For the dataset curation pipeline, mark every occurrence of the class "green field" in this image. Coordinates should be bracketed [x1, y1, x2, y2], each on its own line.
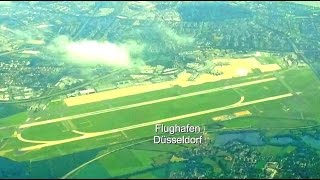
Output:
[32, 73, 275, 121]
[1, 65, 320, 165]
[21, 77, 290, 140]
[255, 145, 296, 157]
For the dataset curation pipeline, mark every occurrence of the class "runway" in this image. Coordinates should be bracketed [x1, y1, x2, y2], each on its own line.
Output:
[18, 93, 293, 151]
[19, 77, 277, 129]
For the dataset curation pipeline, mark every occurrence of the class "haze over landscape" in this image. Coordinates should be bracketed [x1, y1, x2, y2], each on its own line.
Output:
[1, 1, 320, 179]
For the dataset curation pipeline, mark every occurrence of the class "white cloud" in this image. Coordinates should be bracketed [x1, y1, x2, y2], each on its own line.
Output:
[48, 36, 144, 67]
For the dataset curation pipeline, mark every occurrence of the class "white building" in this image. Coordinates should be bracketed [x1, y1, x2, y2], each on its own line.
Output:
[79, 88, 96, 95]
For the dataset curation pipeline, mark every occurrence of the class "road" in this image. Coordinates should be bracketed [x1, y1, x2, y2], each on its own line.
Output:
[19, 77, 277, 129]
[17, 93, 293, 151]
[61, 138, 153, 179]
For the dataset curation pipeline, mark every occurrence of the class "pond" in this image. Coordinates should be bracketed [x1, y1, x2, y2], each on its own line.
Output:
[270, 136, 294, 145]
[301, 135, 320, 150]
[214, 131, 264, 147]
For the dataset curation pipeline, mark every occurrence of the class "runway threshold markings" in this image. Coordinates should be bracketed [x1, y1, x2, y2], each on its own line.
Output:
[19, 77, 277, 129]
[18, 93, 293, 151]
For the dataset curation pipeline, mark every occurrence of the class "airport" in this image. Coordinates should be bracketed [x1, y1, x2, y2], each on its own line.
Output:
[1, 1, 320, 179]
[11, 72, 295, 152]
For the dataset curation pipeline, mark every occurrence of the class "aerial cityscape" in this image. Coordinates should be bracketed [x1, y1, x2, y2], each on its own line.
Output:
[1, 1, 320, 179]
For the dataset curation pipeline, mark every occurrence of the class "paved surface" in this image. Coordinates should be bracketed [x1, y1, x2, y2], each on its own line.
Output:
[19, 77, 277, 129]
[18, 93, 293, 151]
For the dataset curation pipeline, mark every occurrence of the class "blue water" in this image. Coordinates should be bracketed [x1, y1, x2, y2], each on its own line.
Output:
[214, 132, 264, 147]
[301, 135, 320, 150]
[270, 136, 294, 145]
